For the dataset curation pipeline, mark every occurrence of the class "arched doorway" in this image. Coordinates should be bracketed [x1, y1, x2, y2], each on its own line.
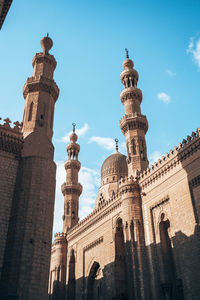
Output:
[87, 261, 102, 300]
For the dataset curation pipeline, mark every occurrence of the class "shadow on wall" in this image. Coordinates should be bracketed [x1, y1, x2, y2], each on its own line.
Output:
[48, 223, 200, 300]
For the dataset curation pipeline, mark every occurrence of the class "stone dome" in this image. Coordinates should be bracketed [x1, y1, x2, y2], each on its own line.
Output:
[101, 152, 128, 185]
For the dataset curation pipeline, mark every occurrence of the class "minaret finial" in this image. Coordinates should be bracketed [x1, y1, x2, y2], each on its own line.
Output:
[115, 138, 119, 152]
[72, 123, 76, 133]
[125, 48, 129, 59]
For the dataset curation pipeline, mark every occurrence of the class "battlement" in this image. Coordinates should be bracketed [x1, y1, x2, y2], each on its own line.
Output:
[139, 128, 200, 184]
[0, 118, 23, 155]
[52, 232, 67, 247]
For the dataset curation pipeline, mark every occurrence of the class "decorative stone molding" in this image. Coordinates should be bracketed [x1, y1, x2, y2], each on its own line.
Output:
[23, 75, 59, 102]
[139, 129, 200, 189]
[83, 236, 103, 252]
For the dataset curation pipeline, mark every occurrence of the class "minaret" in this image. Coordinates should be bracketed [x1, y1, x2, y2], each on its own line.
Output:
[1, 36, 59, 300]
[62, 124, 82, 232]
[120, 49, 149, 176]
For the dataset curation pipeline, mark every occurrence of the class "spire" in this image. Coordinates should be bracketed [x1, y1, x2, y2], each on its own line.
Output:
[115, 138, 119, 152]
[125, 48, 129, 59]
[120, 51, 149, 175]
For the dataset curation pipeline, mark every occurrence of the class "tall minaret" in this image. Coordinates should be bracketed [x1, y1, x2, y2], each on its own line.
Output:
[62, 124, 82, 232]
[1, 36, 59, 300]
[120, 49, 149, 176]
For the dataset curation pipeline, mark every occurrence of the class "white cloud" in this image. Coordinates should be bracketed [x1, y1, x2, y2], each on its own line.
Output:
[61, 123, 89, 143]
[166, 69, 176, 77]
[187, 37, 200, 69]
[52, 161, 100, 236]
[89, 136, 115, 150]
[149, 151, 162, 165]
[89, 136, 126, 153]
[157, 92, 171, 104]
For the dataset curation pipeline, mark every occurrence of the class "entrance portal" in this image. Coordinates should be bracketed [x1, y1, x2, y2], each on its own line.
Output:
[87, 261, 102, 300]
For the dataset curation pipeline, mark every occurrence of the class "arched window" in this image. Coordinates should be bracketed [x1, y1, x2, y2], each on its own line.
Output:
[114, 218, 127, 299]
[67, 249, 76, 300]
[28, 102, 33, 121]
[67, 202, 69, 215]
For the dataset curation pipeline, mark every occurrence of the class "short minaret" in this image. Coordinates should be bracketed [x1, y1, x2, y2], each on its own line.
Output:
[62, 124, 82, 232]
[120, 49, 149, 176]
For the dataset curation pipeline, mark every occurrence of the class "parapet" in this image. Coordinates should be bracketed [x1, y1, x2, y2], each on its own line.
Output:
[139, 129, 200, 186]
[0, 117, 23, 155]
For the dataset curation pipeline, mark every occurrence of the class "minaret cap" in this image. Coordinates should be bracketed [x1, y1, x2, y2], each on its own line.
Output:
[123, 48, 134, 70]
[69, 123, 78, 143]
[40, 34, 53, 55]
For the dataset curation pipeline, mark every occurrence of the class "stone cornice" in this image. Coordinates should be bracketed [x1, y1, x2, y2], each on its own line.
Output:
[120, 87, 142, 104]
[120, 113, 148, 134]
[139, 129, 200, 190]
[23, 75, 59, 102]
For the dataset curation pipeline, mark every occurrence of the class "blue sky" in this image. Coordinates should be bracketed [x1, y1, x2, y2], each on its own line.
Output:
[1, 0, 200, 234]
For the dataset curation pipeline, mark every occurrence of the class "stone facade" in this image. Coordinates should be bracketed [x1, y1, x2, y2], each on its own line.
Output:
[0, 35, 59, 299]
[49, 51, 200, 300]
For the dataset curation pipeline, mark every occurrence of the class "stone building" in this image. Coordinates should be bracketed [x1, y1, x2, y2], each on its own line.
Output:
[0, 36, 59, 299]
[49, 50, 200, 300]
[0, 35, 199, 300]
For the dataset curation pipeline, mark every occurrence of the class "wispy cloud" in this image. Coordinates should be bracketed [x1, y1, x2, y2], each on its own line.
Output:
[89, 136, 115, 150]
[157, 92, 171, 104]
[149, 151, 162, 165]
[53, 161, 100, 235]
[61, 123, 89, 143]
[166, 69, 176, 77]
[89, 136, 126, 153]
[187, 36, 200, 69]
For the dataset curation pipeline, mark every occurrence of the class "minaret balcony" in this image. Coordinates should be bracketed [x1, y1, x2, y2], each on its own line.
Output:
[120, 87, 142, 104]
[120, 114, 148, 134]
[23, 75, 59, 102]
[61, 182, 82, 196]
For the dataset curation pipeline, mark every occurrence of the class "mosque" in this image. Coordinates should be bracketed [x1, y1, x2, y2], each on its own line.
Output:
[0, 35, 199, 300]
[48, 40, 200, 300]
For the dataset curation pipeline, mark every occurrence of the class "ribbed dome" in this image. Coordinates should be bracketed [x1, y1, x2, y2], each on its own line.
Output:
[101, 152, 128, 185]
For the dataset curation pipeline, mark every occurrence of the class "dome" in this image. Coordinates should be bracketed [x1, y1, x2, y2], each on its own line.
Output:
[101, 152, 128, 185]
